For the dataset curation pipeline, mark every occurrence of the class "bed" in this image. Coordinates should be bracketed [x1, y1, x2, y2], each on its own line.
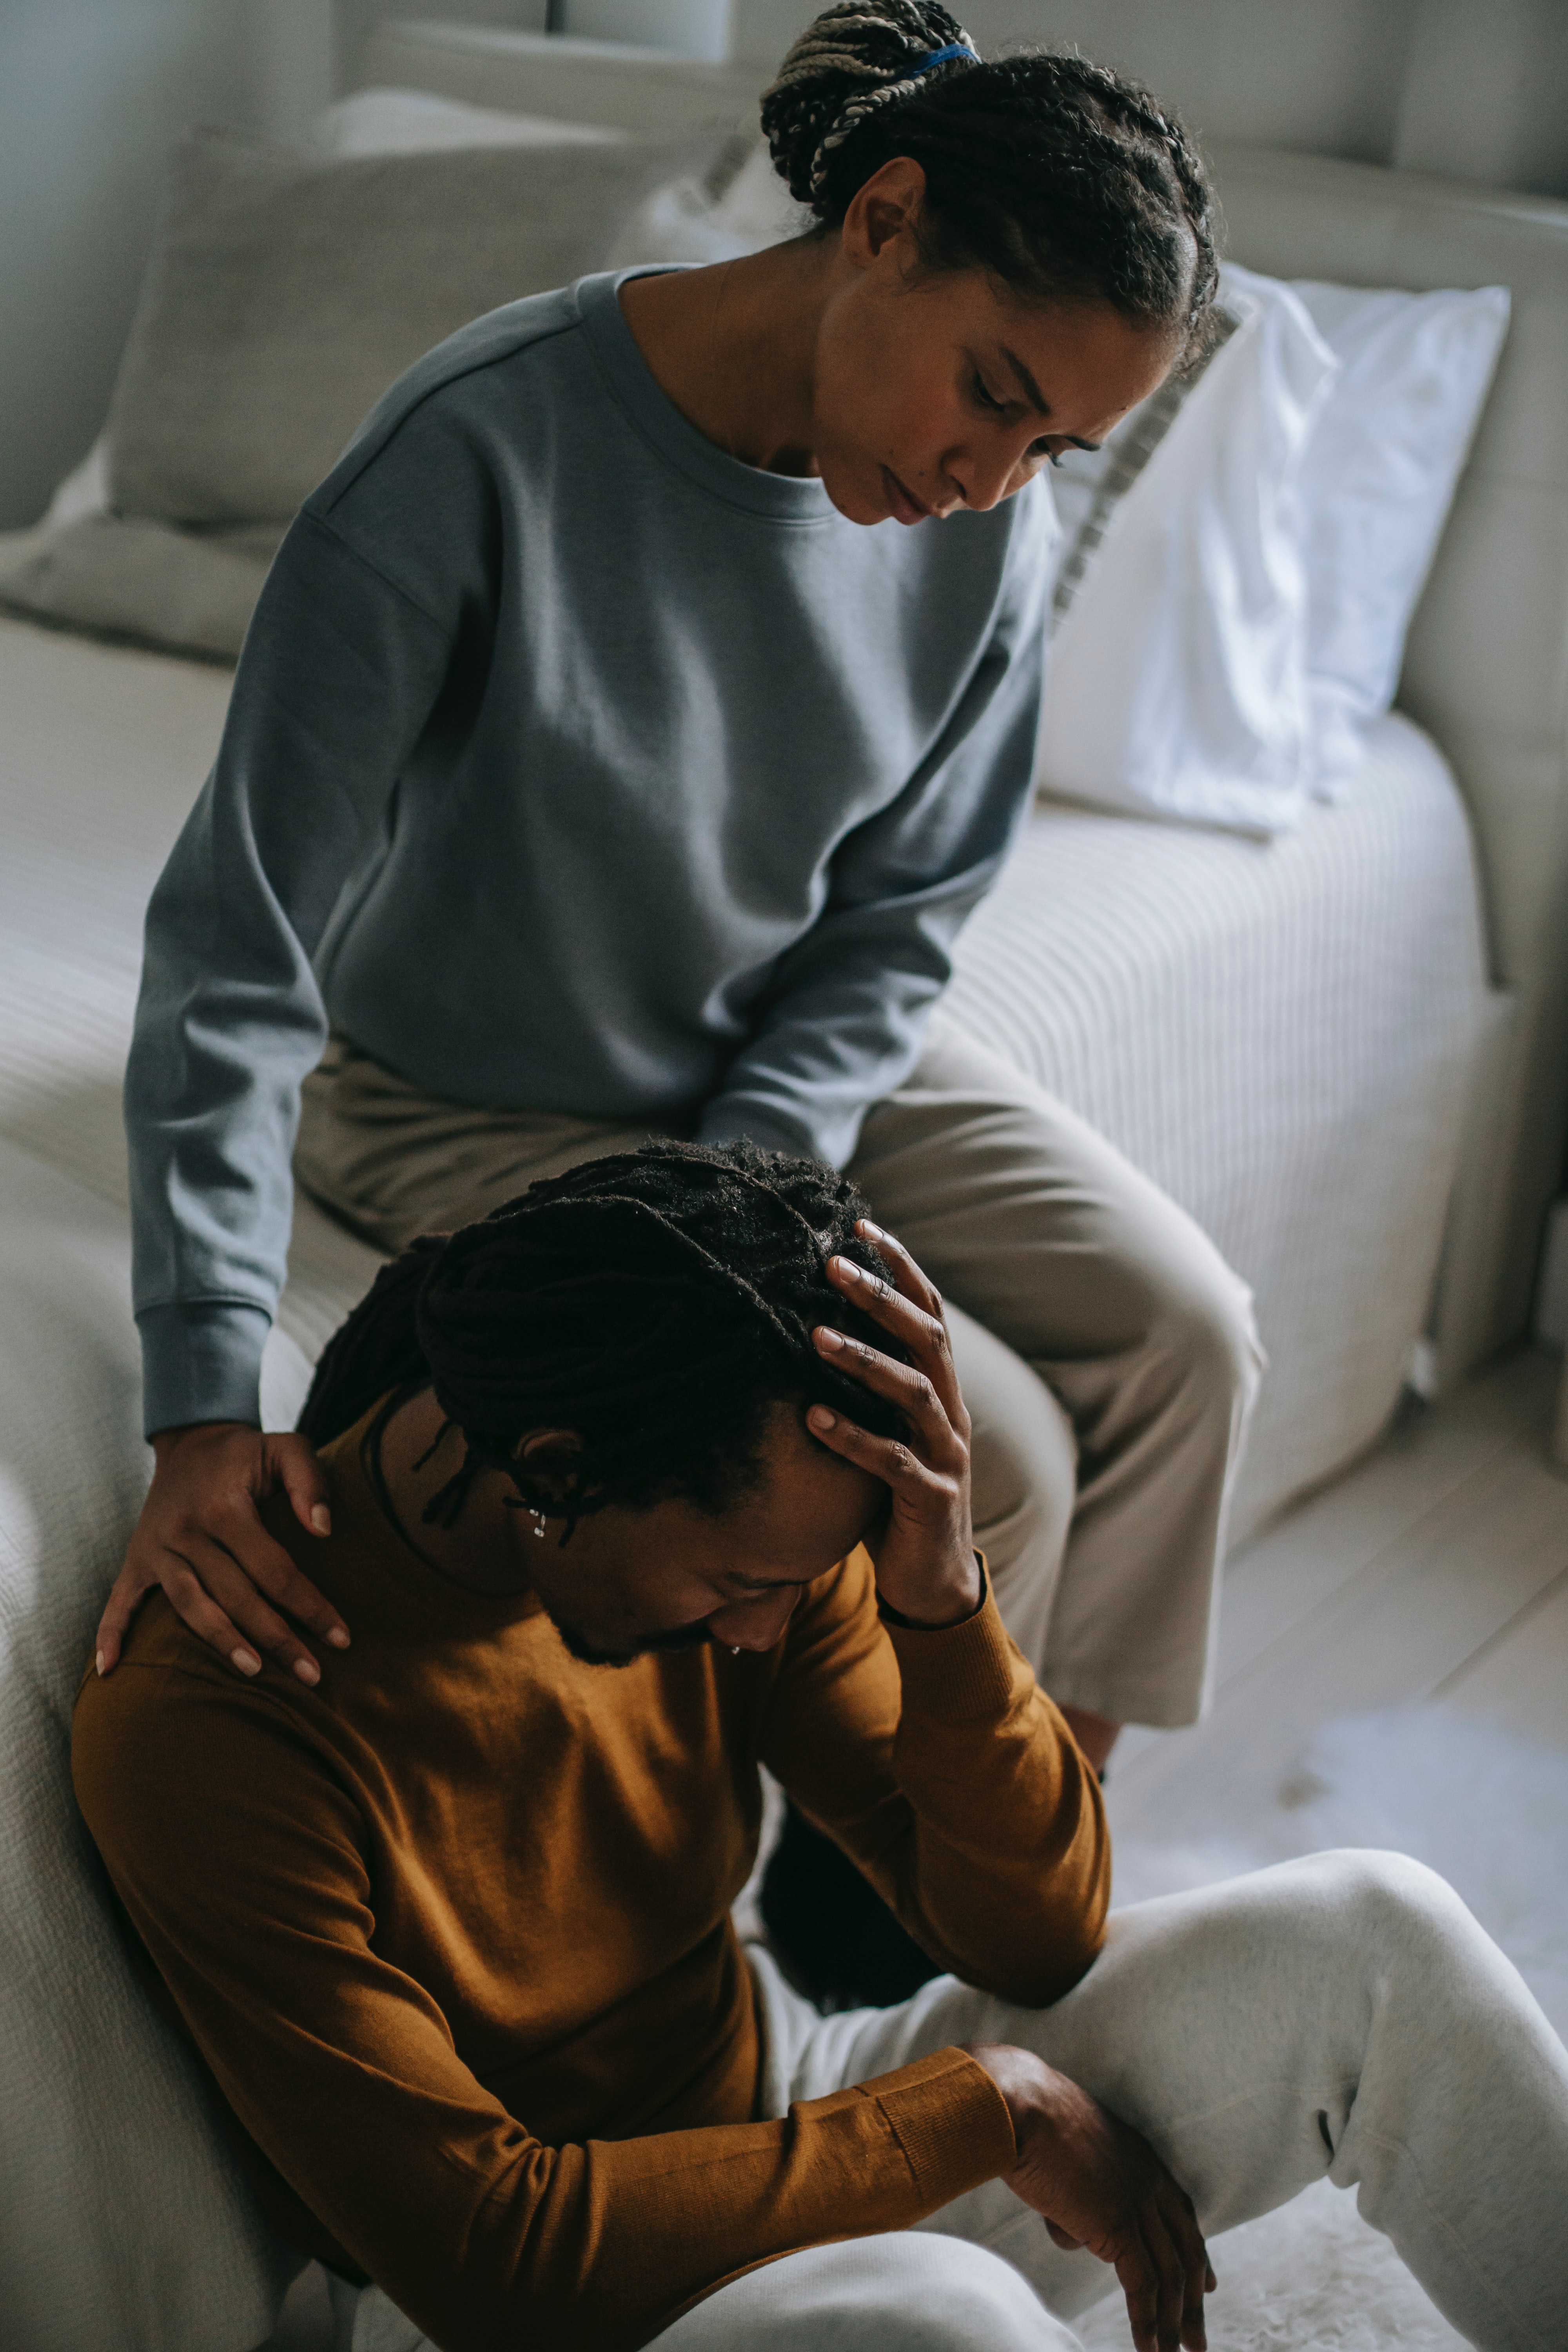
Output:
[3, 23, 1567, 2352]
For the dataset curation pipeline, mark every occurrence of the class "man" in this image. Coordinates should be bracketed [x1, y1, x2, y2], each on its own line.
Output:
[74, 1147, 1567, 2352]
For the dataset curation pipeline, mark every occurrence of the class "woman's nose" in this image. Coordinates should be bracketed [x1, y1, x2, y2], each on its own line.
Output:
[947, 438, 1034, 514]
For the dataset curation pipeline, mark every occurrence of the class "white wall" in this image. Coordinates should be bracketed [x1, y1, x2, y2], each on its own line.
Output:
[0, 0, 259, 528]
[0, 1, 550, 527]
[565, 2, 733, 58]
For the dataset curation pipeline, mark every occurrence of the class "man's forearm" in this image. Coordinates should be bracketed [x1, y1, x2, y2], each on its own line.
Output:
[878, 1583, 1111, 2004]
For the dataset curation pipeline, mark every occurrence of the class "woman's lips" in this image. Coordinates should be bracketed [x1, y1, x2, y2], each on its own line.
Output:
[882, 466, 931, 524]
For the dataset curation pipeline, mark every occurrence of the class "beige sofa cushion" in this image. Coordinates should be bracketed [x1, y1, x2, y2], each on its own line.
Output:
[105, 123, 719, 529]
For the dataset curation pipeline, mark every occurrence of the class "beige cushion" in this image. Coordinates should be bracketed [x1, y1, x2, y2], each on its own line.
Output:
[105, 123, 722, 528]
[0, 513, 279, 664]
[305, 85, 627, 156]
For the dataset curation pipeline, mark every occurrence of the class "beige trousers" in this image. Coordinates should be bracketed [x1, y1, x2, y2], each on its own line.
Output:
[295, 1013, 1262, 1726]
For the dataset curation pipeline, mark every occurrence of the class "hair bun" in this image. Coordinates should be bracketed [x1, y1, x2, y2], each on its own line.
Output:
[760, 2, 979, 209]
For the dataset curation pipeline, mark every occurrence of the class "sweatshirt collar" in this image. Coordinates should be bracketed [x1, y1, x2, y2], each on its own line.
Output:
[573, 267, 839, 525]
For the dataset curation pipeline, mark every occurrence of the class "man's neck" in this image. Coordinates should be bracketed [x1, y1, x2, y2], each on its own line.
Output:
[373, 1387, 530, 1597]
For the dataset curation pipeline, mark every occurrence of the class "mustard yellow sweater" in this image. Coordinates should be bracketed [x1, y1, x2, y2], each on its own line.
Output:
[73, 1403, 1109, 2352]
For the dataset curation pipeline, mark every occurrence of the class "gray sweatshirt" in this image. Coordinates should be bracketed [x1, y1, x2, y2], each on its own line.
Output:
[126, 268, 1052, 1435]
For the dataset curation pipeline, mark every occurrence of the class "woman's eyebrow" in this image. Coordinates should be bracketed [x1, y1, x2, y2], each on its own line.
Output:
[999, 347, 1103, 452]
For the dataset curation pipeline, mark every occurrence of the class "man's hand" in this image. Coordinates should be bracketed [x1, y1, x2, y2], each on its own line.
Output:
[967, 2042, 1214, 2352]
[808, 1221, 978, 1628]
[97, 1422, 348, 1684]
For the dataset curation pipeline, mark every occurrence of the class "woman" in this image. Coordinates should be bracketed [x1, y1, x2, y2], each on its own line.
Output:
[103, 4, 1261, 1784]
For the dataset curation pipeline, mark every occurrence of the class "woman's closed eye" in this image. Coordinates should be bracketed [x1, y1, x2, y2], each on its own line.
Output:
[970, 375, 1066, 468]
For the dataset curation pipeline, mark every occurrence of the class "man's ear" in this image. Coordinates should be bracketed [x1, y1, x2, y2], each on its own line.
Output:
[840, 155, 929, 269]
[515, 1427, 586, 1504]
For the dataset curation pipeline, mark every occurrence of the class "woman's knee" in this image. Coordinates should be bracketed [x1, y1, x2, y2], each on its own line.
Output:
[1144, 1234, 1264, 1426]
[949, 1303, 1077, 1657]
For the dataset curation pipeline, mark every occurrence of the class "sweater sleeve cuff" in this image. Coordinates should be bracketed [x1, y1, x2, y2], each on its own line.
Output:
[137, 1301, 272, 1439]
[878, 1555, 989, 1632]
[882, 1561, 1024, 1725]
[865, 2048, 1018, 2201]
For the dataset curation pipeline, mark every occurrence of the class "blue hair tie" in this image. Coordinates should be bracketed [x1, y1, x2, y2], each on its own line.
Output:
[913, 42, 975, 76]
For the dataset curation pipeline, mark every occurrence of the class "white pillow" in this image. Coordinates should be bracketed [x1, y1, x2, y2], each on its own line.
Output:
[1036, 271, 1339, 838]
[607, 134, 807, 267]
[1287, 273, 1510, 797]
[307, 86, 626, 156]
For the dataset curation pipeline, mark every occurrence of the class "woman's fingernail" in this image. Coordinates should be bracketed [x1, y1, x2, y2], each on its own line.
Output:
[815, 1326, 845, 1351]
[809, 1405, 836, 1431]
[95, 1649, 106, 1677]
[836, 1258, 862, 1281]
[231, 1648, 262, 1676]
[310, 1505, 332, 1535]
[859, 1219, 885, 1240]
[327, 1625, 350, 1650]
[293, 1657, 320, 1687]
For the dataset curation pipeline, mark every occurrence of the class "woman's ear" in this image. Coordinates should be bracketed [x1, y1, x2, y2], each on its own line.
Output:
[840, 155, 929, 269]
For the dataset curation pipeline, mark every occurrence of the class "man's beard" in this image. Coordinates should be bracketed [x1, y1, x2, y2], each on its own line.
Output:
[544, 1600, 713, 1671]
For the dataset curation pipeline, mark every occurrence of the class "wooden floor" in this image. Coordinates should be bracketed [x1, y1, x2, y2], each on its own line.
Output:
[1105, 1343, 1568, 1844]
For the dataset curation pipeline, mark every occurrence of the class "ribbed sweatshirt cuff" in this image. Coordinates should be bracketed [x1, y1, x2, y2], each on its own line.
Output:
[883, 1568, 1021, 1724]
[871, 2049, 1018, 2198]
[137, 1300, 272, 1439]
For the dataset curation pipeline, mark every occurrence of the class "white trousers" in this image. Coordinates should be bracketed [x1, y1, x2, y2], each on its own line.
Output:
[297, 1014, 1263, 1726]
[331, 1852, 1568, 2352]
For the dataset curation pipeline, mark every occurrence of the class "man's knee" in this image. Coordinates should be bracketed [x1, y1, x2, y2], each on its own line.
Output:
[1314, 1847, 1473, 1955]
[797, 2235, 1067, 2350]
[655, 2235, 1071, 2350]
[873, 2239, 1058, 2350]
[890, 2239, 1068, 2349]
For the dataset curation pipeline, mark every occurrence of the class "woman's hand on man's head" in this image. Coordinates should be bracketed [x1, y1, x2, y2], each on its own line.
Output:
[809, 1223, 979, 1627]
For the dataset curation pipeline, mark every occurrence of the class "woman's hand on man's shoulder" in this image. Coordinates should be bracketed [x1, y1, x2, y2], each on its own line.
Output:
[97, 1422, 349, 1686]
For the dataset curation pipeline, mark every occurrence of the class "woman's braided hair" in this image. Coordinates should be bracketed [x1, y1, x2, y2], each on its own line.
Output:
[761, 3, 1221, 359]
[298, 1139, 909, 1536]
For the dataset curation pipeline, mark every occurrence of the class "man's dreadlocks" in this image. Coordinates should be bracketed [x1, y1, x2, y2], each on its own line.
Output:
[298, 1140, 909, 1535]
